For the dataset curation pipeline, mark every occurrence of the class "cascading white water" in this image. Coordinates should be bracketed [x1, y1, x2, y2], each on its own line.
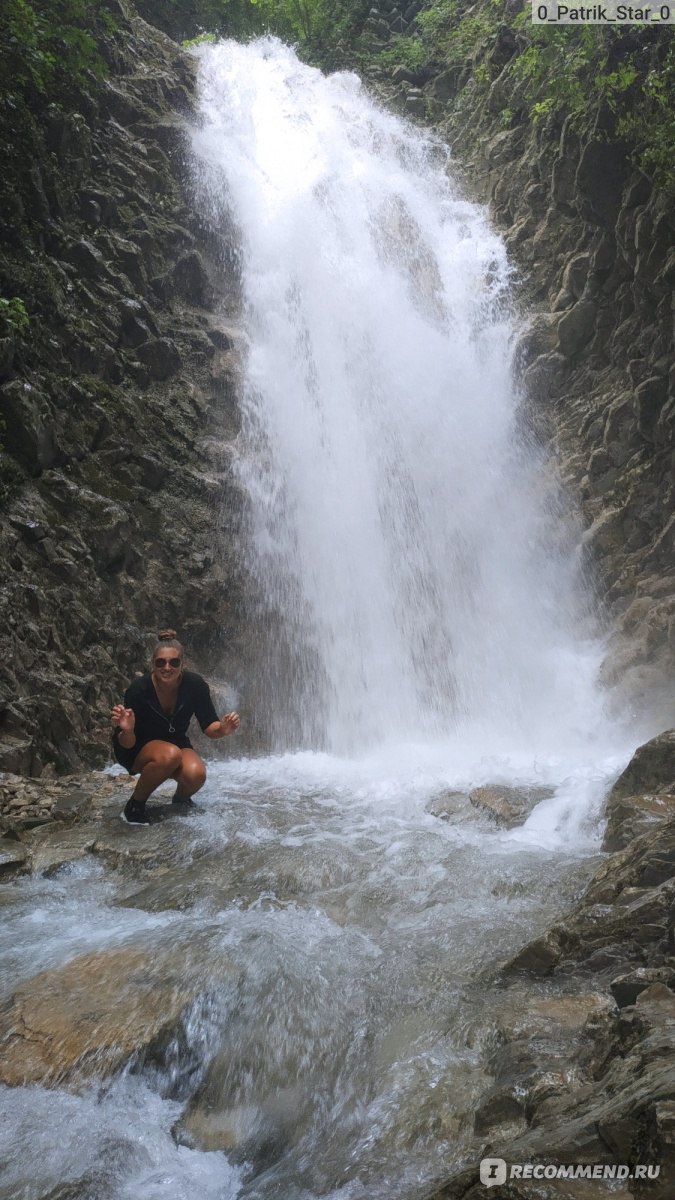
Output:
[192, 38, 608, 759]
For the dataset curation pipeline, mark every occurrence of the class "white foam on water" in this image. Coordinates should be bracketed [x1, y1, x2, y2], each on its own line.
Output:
[0, 1079, 243, 1200]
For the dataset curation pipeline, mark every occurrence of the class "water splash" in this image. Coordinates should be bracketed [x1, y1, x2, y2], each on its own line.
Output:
[191, 38, 608, 759]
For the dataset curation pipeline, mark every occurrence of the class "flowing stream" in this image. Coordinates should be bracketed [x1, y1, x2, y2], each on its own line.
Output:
[0, 39, 641, 1200]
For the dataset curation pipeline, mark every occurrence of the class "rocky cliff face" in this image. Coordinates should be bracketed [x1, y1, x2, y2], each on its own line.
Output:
[371, 11, 675, 732]
[445, 101, 674, 730]
[0, 3, 247, 773]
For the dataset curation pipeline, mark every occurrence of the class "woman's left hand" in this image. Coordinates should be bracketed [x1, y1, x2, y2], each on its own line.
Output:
[220, 711, 241, 735]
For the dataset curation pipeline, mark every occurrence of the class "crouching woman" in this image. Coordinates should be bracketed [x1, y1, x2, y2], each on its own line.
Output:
[111, 630, 240, 825]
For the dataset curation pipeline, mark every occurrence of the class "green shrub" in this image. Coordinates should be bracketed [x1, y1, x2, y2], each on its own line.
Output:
[377, 34, 427, 72]
[0, 297, 30, 334]
[0, 0, 111, 103]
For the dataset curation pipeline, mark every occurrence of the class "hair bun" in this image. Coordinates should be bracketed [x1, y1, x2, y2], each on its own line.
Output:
[158, 629, 178, 641]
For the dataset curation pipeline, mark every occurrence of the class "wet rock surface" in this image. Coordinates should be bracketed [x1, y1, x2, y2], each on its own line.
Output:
[0, 944, 202, 1087]
[469, 784, 554, 829]
[426, 784, 554, 829]
[425, 732, 675, 1200]
[0, 766, 241, 1092]
[0, 1, 248, 774]
[602, 729, 675, 851]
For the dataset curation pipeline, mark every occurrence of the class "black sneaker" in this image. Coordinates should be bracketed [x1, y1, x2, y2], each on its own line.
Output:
[171, 795, 199, 811]
[121, 799, 152, 825]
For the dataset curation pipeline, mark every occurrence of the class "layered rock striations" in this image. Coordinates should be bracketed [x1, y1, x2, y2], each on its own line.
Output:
[0, 3, 245, 773]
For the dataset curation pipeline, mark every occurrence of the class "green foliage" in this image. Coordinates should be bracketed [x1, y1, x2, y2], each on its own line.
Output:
[415, 1, 457, 43]
[182, 31, 217, 46]
[0, 297, 30, 334]
[510, 20, 675, 186]
[377, 34, 427, 72]
[250, 0, 320, 41]
[0, 0, 109, 103]
[513, 25, 603, 119]
[411, 0, 502, 69]
[441, 6, 499, 68]
[616, 41, 675, 187]
[144, 0, 369, 53]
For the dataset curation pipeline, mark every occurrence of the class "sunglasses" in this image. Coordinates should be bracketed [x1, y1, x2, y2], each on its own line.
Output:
[154, 657, 182, 669]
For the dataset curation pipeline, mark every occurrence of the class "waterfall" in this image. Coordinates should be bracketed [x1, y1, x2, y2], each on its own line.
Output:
[191, 38, 608, 758]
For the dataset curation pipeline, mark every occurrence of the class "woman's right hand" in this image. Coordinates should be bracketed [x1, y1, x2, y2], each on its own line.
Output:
[111, 704, 135, 733]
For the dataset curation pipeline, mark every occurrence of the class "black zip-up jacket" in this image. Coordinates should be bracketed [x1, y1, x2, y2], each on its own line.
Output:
[112, 670, 219, 770]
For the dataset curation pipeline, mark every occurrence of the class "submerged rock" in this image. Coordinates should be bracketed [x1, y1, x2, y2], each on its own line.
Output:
[469, 784, 553, 829]
[0, 945, 205, 1087]
[426, 790, 469, 820]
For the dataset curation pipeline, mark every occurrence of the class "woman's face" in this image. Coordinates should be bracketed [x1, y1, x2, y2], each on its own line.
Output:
[152, 648, 183, 683]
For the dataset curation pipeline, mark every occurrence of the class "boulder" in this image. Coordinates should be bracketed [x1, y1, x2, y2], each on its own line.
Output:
[506, 817, 675, 981]
[634, 376, 668, 443]
[0, 944, 211, 1086]
[66, 239, 107, 279]
[0, 836, 28, 877]
[170, 250, 210, 305]
[469, 784, 553, 829]
[561, 253, 590, 301]
[610, 967, 675, 1009]
[405, 95, 426, 118]
[0, 381, 58, 473]
[603, 730, 675, 851]
[134, 336, 181, 380]
[24, 823, 96, 875]
[557, 300, 597, 357]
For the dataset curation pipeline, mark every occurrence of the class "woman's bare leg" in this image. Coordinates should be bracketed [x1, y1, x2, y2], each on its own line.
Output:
[172, 748, 207, 802]
[130, 740, 183, 803]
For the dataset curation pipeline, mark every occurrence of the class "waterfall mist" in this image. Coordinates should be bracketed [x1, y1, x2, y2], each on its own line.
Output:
[192, 39, 608, 759]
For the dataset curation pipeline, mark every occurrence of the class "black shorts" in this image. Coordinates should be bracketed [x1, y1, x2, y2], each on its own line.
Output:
[112, 738, 138, 774]
[112, 735, 193, 773]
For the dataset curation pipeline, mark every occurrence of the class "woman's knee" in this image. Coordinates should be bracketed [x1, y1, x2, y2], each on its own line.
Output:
[181, 757, 207, 788]
[139, 743, 183, 774]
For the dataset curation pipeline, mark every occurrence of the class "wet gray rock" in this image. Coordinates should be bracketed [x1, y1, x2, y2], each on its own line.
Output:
[610, 967, 675, 1009]
[134, 335, 181, 380]
[170, 249, 210, 305]
[405, 94, 426, 118]
[557, 300, 597, 356]
[603, 729, 675, 851]
[0, 382, 59, 473]
[426, 790, 468, 820]
[24, 823, 97, 876]
[469, 784, 553, 829]
[0, 2, 248, 773]
[66, 238, 106, 278]
[0, 835, 28, 877]
[116, 850, 236, 912]
[0, 941, 227, 1088]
